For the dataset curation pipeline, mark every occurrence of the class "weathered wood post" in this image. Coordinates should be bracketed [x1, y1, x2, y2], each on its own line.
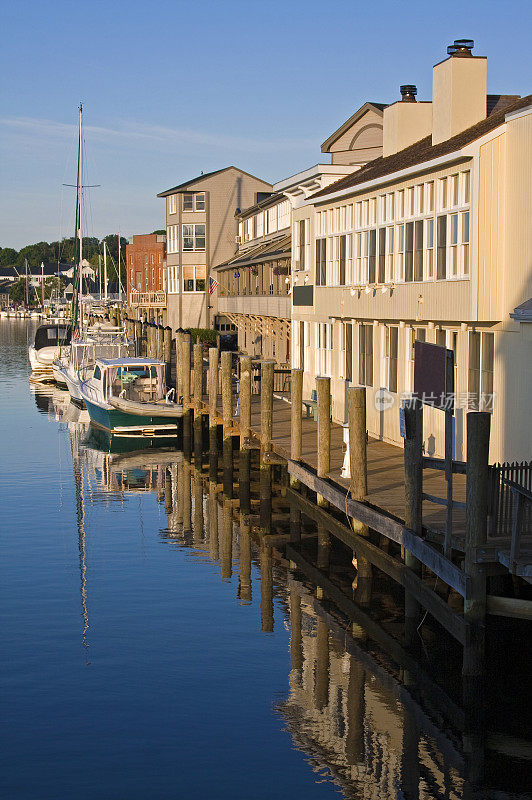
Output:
[156, 325, 164, 361]
[238, 513, 252, 603]
[221, 499, 233, 581]
[182, 461, 192, 535]
[463, 411, 490, 789]
[208, 347, 219, 486]
[163, 326, 172, 386]
[260, 360, 275, 532]
[290, 368, 304, 542]
[140, 318, 147, 356]
[239, 355, 252, 515]
[316, 376, 331, 570]
[403, 399, 423, 647]
[260, 542, 274, 632]
[221, 351, 233, 498]
[181, 333, 192, 456]
[193, 342, 203, 466]
[348, 386, 372, 606]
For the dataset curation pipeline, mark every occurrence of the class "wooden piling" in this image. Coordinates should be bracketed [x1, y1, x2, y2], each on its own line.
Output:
[290, 368, 303, 463]
[208, 347, 218, 422]
[347, 386, 372, 605]
[221, 351, 233, 498]
[260, 361, 275, 532]
[181, 333, 192, 456]
[315, 618, 330, 710]
[239, 355, 252, 515]
[316, 376, 331, 569]
[163, 326, 172, 385]
[403, 401, 423, 646]
[157, 325, 164, 361]
[289, 589, 303, 675]
[463, 412, 490, 678]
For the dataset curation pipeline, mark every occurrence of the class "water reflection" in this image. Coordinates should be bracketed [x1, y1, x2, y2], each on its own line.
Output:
[3, 321, 529, 800]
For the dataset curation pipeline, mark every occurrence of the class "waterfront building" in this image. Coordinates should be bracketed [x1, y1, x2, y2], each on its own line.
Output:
[214, 167, 366, 366]
[157, 167, 272, 331]
[126, 232, 166, 322]
[291, 40, 531, 462]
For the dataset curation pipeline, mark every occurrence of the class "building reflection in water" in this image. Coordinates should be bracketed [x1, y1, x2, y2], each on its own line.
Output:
[59, 420, 528, 800]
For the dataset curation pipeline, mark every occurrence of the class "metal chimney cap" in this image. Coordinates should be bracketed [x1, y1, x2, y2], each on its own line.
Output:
[447, 39, 474, 56]
[400, 85, 417, 102]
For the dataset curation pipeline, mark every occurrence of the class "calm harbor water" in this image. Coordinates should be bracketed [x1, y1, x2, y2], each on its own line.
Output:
[1, 320, 530, 800]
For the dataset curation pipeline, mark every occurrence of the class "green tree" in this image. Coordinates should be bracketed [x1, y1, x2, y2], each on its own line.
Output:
[8, 278, 33, 304]
[0, 247, 18, 267]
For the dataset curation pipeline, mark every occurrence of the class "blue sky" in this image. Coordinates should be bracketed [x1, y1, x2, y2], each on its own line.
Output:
[1, 0, 531, 250]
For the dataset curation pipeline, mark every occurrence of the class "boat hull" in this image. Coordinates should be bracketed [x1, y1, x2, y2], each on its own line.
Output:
[84, 398, 181, 437]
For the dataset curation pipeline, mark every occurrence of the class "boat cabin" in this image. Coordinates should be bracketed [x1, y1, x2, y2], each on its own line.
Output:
[34, 324, 71, 351]
[92, 358, 167, 404]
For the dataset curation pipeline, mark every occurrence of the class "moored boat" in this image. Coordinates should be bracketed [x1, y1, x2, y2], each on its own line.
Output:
[79, 358, 183, 437]
[28, 323, 72, 380]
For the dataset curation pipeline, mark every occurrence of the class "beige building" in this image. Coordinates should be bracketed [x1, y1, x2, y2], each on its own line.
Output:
[157, 167, 272, 330]
[214, 165, 361, 368]
[291, 40, 531, 462]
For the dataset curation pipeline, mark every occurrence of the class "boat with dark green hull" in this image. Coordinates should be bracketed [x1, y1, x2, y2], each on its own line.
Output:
[80, 358, 183, 437]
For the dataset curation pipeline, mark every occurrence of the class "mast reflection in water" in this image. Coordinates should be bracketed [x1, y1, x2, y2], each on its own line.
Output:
[1, 320, 530, 800]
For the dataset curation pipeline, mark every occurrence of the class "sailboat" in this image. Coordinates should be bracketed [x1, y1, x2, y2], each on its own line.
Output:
[52, 105, 134, 401]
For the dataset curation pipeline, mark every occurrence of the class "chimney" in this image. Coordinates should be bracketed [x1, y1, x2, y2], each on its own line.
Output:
[432, 39, 487, 145]
[382, 85, 432, 157]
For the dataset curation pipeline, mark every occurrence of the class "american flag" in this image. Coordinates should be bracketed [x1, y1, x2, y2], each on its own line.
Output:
[208, 276, 219, 295]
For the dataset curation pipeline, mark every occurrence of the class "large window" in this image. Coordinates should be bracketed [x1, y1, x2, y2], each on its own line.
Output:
[168, 194, 177, 215]
[468, 331, 494, 411]
[167, 225, 179, 254]
[183, 224, 206, 251]
[385, 326, 398, 393]
[405, 222, 414, 282]
[316, 238, 326, 286]
[296, 219, 308, 270]
[339, 235, 347, 285]
[437, 216, 447, 279]
[183, 265, 206, 292]
[183, 192, 205, 212]
[359, 323, 373, 387]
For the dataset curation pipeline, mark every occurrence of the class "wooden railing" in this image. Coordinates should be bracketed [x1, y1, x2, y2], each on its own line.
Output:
[129, 291, 166, 307]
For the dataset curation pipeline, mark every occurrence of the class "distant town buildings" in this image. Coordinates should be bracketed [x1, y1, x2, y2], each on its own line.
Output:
[126, 233, 166, 322]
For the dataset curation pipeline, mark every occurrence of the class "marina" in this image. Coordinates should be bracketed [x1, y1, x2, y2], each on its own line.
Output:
[1, 318, 530, 799]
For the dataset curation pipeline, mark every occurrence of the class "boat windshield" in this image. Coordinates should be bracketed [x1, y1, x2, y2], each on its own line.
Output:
[107, 364, 165, 402]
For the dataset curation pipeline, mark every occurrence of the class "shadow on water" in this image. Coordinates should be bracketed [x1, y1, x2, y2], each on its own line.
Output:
[2, 320, 531, 800]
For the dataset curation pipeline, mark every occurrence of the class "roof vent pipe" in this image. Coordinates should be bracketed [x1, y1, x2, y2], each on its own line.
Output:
[447, 39, 474, 57]
[400, 85, 417, 102]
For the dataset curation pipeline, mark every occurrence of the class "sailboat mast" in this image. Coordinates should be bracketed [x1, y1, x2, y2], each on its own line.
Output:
[103, 241, 108, 302]
[117, 232, 122, 304]
[78, 105, 83, 331]
[71, 104, 82, 330]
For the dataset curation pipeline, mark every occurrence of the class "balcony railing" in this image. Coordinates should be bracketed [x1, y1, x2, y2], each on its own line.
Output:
[129, 291, 167, 307]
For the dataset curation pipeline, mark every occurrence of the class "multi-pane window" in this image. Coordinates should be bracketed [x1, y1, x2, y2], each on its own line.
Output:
[378, 228, 386, 283]
[278, 200, 290, 230]
[462, 211, 470, 276]
[183, 224, 206, 251]
[295, 219, 309, 270]
[426, 219, 434, 279]
[385, 326, 398, 393]
[342, 322, 353, 382]
[168, 194, 177, 215]
[468, 331, 494, 411]
[167, 225, 179, 254]
[404, 222, 414, 282]
[268, 205, 278, 234]
[359, 323, 373, 387]
[183, 192, 205, 212]
[315, 239, 326, 285]
[436, 328, 446, 347]
[437, 216, 447, 279]
[316, 322, 332, 375]
[339, 235, 347, 285]
[386, 227, 394, 281]
[368, 229, 376, 284]
[183, 265, 206, 292]
[166, 266, 179, 294]
[414, 220, 424, 281]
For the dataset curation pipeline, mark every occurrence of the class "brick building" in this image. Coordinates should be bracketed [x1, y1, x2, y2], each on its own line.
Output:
[126, 233, 166, 320]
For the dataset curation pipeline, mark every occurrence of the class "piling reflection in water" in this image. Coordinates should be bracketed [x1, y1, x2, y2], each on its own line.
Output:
[45, 402, 530, 800]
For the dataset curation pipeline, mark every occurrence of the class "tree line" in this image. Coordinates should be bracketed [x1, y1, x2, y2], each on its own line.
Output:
[0, 235, 129, 284]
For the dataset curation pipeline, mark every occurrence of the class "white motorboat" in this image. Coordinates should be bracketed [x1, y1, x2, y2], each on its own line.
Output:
[29, 323, 72, 380]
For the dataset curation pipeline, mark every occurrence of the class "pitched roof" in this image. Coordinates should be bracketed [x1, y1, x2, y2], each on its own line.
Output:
[321, 102, 387, 153]
[214, 233, 291, 271]
[312, 94, 531, 200]
[157, 166, 271, 198]
[510, 298, 532, 322]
